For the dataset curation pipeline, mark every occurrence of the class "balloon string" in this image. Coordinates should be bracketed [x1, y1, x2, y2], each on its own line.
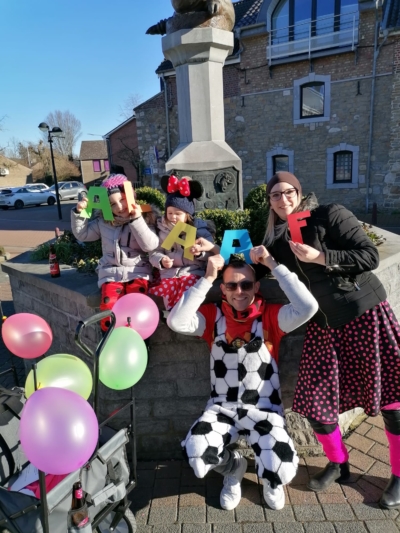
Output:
[127, 317, 131, 328]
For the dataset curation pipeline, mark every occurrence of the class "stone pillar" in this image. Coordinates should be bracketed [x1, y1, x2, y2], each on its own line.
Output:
[162, 28, 243, 210]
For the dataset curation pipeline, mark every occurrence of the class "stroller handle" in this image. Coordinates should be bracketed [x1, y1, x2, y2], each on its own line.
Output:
[75, 310, 116, 358]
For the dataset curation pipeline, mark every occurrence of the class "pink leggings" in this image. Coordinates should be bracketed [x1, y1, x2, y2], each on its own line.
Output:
[313, 405, 400, 475]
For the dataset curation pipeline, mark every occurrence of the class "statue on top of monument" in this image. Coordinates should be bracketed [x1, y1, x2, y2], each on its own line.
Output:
[146, 0, 235, 35]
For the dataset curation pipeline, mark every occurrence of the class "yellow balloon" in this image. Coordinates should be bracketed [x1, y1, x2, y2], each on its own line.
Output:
[25, 354, 93, 400]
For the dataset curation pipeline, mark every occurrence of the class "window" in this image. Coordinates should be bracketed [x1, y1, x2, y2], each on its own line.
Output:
[300, 82, 324, 118]
[334, 151, 352, 183]
[327, 143, 359, 189]
[93, 160, 101, 172]
[273, 155, 289, 174]
[266, 147, 294, 181]
[294, 73, 330, 124]
[267, 0, 359, 65]
[104, 160, 110, 171]
[271, 0, 358, 43]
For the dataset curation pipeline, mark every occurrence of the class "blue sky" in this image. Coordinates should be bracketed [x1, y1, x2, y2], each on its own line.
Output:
[0, 0, 174, 154]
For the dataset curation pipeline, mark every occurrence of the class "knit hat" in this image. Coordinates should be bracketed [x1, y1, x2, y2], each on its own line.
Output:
[161, 175, 204, 217]
[101, 174, 128, 196]
[266, 171, 302, 201]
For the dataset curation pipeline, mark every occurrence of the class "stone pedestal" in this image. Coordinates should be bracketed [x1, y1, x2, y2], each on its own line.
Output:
[162, 28, 243, 210]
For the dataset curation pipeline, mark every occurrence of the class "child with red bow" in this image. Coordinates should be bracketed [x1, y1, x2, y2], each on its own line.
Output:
[149, 175, 218, 310]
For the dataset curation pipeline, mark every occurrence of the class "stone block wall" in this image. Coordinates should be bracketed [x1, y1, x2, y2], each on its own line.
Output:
[134, 8, 400, 212]
[4, 225, 400, 459]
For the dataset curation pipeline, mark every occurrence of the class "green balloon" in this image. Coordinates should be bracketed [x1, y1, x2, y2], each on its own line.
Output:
[99, 327, 148, 390]
[25, 354, 93, 400]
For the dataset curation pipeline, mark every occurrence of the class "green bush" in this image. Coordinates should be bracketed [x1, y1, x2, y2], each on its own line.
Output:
[31, 230, 102, 274]
[244, 184, 267, 211]
[249, 205, 269, 245]
[197, 209, 251, 245]
[135, 186, 165, 212]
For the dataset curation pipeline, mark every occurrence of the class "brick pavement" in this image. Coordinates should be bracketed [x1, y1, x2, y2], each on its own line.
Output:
[128, 414, 400, 532]
[0, 241, 399, 531]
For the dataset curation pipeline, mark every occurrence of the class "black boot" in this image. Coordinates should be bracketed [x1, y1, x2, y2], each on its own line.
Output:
[307, 461, 350, 492]
[380, 474, 400, 509]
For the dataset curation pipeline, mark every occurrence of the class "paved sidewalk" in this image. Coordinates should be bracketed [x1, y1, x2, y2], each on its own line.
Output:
[129, 414, 399, 532]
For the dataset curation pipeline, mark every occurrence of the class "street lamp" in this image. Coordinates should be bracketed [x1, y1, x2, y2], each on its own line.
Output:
[38, 122, 63, 220]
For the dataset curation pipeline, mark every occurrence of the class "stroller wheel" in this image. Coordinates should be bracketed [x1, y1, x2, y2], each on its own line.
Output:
[96, 508, 136, 532]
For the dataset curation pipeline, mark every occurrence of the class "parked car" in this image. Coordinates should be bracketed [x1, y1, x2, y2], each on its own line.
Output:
[49, 181, 87, 200]
[0, 187, 57, 210]
[26, 184, 49, 191]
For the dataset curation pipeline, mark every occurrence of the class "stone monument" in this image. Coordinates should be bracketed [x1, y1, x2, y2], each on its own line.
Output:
[147, 0, 243, 210]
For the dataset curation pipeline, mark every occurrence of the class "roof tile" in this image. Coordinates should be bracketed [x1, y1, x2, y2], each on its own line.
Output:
[79, 140, 108, 161]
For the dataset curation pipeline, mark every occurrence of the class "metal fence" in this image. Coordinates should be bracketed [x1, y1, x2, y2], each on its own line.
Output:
[268, 11, 359, 65]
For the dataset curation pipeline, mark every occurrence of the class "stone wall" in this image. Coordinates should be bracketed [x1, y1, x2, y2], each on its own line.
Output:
[134, 8, 400, 212]
[3, 225, 400, 459]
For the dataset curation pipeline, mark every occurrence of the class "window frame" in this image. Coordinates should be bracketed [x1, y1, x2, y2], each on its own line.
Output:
[326, 143, 359, 189]
[300, 81, 325, 119]
[293, 73, 331, 124]
[333, 150, 353, 184]
[104, 160, 110, 172]
[93, 160, 101, 172]
[266, 147, 294, 182]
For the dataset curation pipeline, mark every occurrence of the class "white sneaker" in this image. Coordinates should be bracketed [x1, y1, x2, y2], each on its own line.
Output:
[220, 455, 248, 510]
[263, 480, 285, 510]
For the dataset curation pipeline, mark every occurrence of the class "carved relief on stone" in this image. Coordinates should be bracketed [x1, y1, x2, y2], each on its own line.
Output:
[146, 0, 235, 35]
[168, 167, 240, 211]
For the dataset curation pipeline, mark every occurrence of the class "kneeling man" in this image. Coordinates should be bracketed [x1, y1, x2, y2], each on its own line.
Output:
[167, 247, 318, 510]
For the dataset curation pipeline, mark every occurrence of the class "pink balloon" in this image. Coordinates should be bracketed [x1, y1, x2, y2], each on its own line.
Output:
[112, 293, 159, 339]
[20, 387, 98, 475]
[2, 313, 53, 358]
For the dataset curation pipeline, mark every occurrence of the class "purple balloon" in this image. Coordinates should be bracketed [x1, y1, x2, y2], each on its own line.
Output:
[112, 293, 159, 339]
[20, 388, 98, 475]
[2, 313, 53, 359]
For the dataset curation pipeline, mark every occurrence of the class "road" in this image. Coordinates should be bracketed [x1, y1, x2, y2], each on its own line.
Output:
[0, 200, 75, 255]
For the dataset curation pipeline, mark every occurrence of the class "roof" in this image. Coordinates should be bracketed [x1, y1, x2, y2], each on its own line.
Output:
[155, 0, 262, 74]
[79, 140, 108, 161]
[382, 0, 400, 30]
[104, 115, 136, 137]
[234, 0, 264, 28]
[0, 155, 31, 172]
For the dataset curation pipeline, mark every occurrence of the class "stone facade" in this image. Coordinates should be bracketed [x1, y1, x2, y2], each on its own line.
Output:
[3, 224, 400, 460]
[135, 3, 400, 213]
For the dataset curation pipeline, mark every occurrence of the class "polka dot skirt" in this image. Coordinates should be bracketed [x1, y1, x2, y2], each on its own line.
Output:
[292, 301, 400, 424]
[149, 274, 200, 310]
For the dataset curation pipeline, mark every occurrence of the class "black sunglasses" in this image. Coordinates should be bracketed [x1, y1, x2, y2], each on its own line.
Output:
[223, 280, 255, 292]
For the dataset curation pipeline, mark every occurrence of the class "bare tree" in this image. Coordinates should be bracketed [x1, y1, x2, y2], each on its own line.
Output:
[30, 140, 81, 182]
[3, 137, 23, 159]
[42, 110, 82, 158]
[119, 93, 143, 120]
[0, 116, 7, 153]
[114, 135, 145, 178]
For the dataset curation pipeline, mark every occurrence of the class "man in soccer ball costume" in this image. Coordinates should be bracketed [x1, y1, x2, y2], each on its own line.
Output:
[167, 246, 318, 510]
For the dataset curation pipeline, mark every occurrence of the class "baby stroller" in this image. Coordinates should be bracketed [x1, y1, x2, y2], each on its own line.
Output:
[0, 310, 137, 532]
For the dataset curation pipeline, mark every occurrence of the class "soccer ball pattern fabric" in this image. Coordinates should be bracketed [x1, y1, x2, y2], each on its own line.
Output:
[210, 311, 283, 414]
[182, 309, 298, 488]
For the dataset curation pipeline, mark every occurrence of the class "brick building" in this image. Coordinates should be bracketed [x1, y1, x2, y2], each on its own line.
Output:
[104, 116, 141, 184]
[135, 0, 400, 213]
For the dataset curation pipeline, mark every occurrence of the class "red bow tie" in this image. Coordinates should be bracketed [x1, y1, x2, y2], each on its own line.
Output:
[167, 176, 190, 197]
